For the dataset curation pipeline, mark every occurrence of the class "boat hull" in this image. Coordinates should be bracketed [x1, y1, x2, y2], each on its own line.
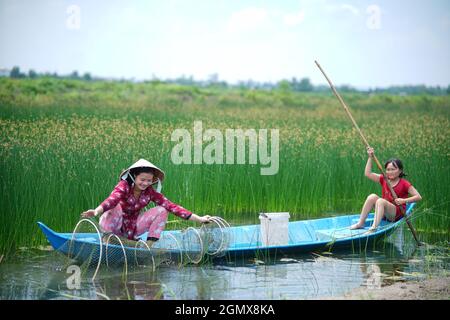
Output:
[38, 203, 415, 264]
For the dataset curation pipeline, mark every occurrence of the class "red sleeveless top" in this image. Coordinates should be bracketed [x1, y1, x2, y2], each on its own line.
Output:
[379, 175, 411, 219]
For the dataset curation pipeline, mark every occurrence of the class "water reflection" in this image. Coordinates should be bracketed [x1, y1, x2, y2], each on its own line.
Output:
[0, 228, 448, 300]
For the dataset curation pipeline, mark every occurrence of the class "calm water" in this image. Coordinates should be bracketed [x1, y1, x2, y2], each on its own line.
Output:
[0, 226, 448, 300]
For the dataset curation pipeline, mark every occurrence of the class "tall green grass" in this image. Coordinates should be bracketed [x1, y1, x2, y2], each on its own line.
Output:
[0, 78, 449, 255]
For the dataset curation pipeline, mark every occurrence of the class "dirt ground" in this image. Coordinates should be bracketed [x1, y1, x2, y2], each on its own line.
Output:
[323, 275, 450, 300]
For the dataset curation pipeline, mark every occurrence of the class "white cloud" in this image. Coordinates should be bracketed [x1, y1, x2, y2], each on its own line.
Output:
[325, 3, 360, 16]
[283, 11, 305, 26]
[226, 7, 269, 32]
[341, 4, 360, 16]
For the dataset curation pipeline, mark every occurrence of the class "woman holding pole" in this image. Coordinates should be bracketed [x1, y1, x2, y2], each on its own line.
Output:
[314, 60, 423, 244]
[350, 147, 422, 232]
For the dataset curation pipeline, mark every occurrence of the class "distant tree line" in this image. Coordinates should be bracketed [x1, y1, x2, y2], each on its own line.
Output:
[4, 66, 449, 95]
[8, 66, 92, 81]
[161, 75, 450, 95]
[239, 77, 450, 95]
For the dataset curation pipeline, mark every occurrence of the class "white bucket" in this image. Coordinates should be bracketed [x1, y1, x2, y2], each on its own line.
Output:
[259, 212, 290, 246]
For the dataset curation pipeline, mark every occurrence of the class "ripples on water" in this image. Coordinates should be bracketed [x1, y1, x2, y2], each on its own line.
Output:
[0, 226, 448, 300]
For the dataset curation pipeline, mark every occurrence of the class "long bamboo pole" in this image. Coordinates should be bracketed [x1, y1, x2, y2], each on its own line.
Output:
[314, 60, 422, 246]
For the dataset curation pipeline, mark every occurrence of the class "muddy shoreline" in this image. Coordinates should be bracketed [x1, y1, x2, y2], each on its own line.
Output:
[321, 275, 449, 300]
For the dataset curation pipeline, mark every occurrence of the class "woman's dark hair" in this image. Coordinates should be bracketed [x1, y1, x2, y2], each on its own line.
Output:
[125, 167, 156, 185]
[384, 158, 407, 178]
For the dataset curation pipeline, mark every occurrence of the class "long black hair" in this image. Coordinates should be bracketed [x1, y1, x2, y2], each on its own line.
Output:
[384, 158, 407, 178]
[124, 167, 156, 186]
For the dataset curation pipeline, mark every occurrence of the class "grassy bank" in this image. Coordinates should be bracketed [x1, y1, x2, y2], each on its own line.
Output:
[1, 78, 449, 254]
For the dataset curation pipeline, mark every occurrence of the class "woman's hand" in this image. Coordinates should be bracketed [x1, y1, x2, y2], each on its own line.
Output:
[364, 147, 380, 183]
[394, 198, 407, 206]
[81, 209, 97, 218]
[199, 215, 211, 224]
[188, 213, 212, 224]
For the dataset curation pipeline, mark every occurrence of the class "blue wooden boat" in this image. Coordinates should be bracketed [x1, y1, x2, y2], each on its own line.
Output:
[38, 203, 415, 264]
[225, 203, 415, 260]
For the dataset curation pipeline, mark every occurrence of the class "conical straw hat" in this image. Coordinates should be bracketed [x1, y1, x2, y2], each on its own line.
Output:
[119, 159, 165, 184]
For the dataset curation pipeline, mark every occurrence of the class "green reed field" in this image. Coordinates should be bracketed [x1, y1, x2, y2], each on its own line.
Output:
[0, 78, 449, 255]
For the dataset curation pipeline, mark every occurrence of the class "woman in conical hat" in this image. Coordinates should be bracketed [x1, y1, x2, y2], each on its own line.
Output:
[81, 159, 211, 244]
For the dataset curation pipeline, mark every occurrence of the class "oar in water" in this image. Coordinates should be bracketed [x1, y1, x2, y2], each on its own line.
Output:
[314, 60, 422, 246]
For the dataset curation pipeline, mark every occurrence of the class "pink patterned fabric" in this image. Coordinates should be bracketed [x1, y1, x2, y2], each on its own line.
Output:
[99, 205, 169, 240]
[99, 180, 192, 240]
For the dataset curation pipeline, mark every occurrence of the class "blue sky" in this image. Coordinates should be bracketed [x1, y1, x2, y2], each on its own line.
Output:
[0, 0, 449, 88]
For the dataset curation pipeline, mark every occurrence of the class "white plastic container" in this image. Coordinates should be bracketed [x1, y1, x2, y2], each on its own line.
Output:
[259, 212, 290, 246]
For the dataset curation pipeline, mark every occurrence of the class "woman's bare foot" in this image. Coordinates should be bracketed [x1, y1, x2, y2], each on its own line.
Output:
[145, 240, 155, 248]
[350, 223, 364, 230]
[101, 232, 113, 244]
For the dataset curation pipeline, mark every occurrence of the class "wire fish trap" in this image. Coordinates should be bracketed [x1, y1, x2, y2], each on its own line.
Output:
[62, 216, 231, 282]
[134, 240, 156, 272]
[66, 220, 150, 282]
[66, 218, 103, 281]
[201, 216, 232, 258]
[103, 233, 128, 275]
[152, 232, 184, 267]
[182, 227, 204, 264]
